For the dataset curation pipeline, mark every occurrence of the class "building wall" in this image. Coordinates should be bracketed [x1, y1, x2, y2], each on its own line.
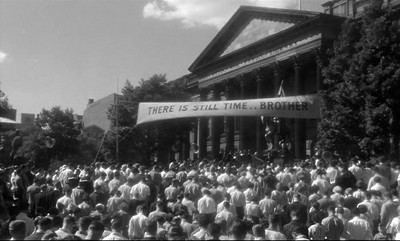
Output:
[82, 93, 118, 131]
[322, 0, 400, 18]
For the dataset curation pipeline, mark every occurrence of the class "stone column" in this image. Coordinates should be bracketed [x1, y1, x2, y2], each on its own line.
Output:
[211, 85, 221, 159]
[239, 75, 246, 150]
[224, 79, 235, 156]
[272, 63, 281, 149]
[294, 56, 306, 159]
[255, 69, 264, 155]
[314, 48, 323, 92]
[198, 88, 208, 159]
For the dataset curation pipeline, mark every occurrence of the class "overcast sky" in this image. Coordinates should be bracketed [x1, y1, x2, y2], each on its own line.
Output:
[0, 0, 325, 118]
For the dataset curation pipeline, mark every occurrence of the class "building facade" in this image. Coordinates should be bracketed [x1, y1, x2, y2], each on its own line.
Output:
[83, 93, 119, 132]
[186, 6, 344, 161]
[322, 0, 400, 18]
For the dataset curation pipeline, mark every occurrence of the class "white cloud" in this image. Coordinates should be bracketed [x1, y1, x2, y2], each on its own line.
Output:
[143, 0, 298, 29]
[0, 51, 7, 63]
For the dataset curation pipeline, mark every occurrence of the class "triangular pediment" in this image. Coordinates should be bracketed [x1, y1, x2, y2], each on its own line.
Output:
[221, 18, 295, 56]
[189, 6, 321, 72]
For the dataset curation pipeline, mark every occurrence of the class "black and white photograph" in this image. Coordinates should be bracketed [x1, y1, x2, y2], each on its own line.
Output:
[1, 0, 400, 240]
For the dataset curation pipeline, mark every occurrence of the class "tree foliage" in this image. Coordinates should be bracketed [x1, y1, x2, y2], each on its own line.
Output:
[318, 1, 400, 159]
[18, 106, 83, 168]
[104, 74, 193, 165]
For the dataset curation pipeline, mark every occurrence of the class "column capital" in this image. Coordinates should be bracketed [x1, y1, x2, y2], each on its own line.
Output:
[253, 68, 263, 82]
[199, 88, 209, 100]
[292, 55, 301, 69]
[312, 48, 325, 67]
[224, 79, 235, 100]
[236, 74, 245, 88]
[212, 84, 222, 100]
[272, 62, 280, 78]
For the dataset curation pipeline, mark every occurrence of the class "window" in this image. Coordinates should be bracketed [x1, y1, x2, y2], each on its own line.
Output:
[332, 2, 347, 16]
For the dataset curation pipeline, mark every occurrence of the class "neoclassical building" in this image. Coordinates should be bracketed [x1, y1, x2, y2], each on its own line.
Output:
[186, 6, 344, 161]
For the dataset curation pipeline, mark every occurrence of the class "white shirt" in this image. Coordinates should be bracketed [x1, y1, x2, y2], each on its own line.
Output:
[347, 216, 373, 240]
[128, 213, 148, 239]
[389, 217, 400, 239]
[130, 182, 150, 201]
[197, 195, 216, 214]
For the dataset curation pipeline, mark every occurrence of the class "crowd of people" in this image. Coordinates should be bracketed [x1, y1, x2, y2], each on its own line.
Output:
[0, 155, 400, 240]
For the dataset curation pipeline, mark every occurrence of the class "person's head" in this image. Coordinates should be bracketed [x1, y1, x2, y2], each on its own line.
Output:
[144, 219, 157, 236]
[52, 215, 63, 231]
[155, 215, 165, 225]
[100, 172, 106, 179]
[114, 171, 120, 179]
[38, 216, 53, 232]
[231, 219, 247, 240]
[291, 225, 308, 239]
[269, 213, 281, 228]
[110, 217, 123, 232]
[290, 209, 300, 221]
[383, 191, 393, 200]
[197, 214, 209, 229]
[352, 207, 361, 217]
[391, 189, 399, 198]
[358, 204, 368, 215]
[312, 212, 324, 224]
[78, 216, 92, 232]
[292, 193, 302, 203]
[9, 220, 26, 240]
[224, 193, 231, 201]
[41, 232, 59, 240]
[208, 222, 222, 239]
[87, 221, 105, 240]
[202, 188, 211, 196]
[374, 176, 381, 183]
[63, 215, 76, 231]
[312, 201, 321, 211]
[252, 224, 265, 239]
[222, 201, 230, 211]
[356, 180, 365, 190]
[155, 201, 164, 211]
[167, 226, 185, 240]
[327, 205, 336, 216]
[335, 207, 344, 216]
[63, 186, 72, 196]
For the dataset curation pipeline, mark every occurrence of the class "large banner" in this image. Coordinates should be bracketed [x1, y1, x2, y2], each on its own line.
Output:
[136, 94, 320, 125]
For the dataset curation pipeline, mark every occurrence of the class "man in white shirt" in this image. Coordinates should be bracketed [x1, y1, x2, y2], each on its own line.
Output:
[182, 193, 196, 216]
[130, 177, 150, 204]
[230, 183, 246, 219]
[198, 188, 216, 224]
[215, 201, 234, 234]
[347, 207, 373, 240]
[258, 190, 277, 219]
[128, 205, 148, 239]
[357, 190, 380, 232]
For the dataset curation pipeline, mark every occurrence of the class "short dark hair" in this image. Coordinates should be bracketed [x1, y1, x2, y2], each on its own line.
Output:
[231, 219, 247, 240]
[89, 221, 105, 232]
[145, 219, 157, 235]
[38, 217, 53, 231]
[79, 216, 92, 231]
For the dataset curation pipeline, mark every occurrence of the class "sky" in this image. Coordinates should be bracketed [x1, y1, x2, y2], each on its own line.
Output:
[0, 0, 325, 120]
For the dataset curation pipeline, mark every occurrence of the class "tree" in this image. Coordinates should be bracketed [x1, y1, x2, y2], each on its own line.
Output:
[104, 74, 193, 165]
[317, 1, 400, 160]
[18, 106, 82, 168]
[0, 86, 14, 165]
